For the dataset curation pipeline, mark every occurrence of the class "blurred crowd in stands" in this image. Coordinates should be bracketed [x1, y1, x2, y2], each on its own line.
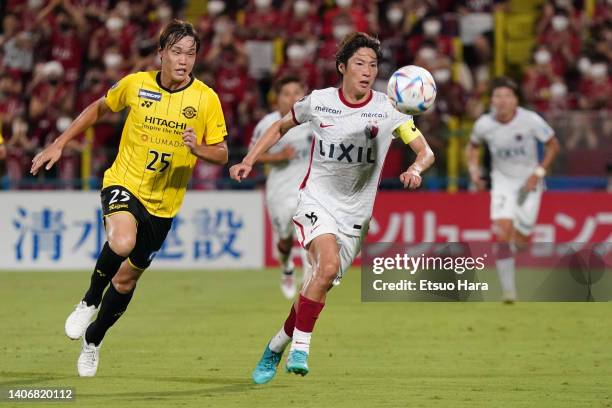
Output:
[0, 0, 610, 189]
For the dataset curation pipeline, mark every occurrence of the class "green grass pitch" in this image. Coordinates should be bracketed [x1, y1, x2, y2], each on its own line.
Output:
[1, 269, 611, 407]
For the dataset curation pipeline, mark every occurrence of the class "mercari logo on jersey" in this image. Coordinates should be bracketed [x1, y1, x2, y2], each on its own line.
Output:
[314, 105, 342, 115]
[318, 140, 375, 163]
[361, 112, 388, 119]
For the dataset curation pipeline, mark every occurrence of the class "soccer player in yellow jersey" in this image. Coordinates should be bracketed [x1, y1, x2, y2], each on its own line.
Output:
[30, 20, 228, 377]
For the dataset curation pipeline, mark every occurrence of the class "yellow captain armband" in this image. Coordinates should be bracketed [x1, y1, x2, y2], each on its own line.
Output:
[395, 119, 422, 144]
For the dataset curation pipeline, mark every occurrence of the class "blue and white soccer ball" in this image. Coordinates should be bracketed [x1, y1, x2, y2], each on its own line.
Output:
[387, 65, 437, 115]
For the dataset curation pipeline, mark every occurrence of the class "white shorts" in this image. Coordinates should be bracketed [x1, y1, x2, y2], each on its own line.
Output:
[490, 185, 542, 236]
[292, 199, 363, 283]
[266, 194, 298, 240]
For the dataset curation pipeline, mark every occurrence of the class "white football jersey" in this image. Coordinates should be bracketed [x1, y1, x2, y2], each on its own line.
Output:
[470, 107, 554, 188]
[250, 111, 313, 202]
[292, 87, 412, 236]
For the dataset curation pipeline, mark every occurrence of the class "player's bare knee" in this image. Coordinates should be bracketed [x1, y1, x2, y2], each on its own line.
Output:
[108, 234, 136, 257]
[493, 224, 513, 243]
[315, 258, 340, 286]
[495, 234, 512, 244]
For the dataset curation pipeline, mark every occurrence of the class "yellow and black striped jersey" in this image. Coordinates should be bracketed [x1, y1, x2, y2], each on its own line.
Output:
[102, 71, 227, 217]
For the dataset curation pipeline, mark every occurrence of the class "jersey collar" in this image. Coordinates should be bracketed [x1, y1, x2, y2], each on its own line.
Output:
[156, 71, 195, 93]
[338, 87, 373, 108]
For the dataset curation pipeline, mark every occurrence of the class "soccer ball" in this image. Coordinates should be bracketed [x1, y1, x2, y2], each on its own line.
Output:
[387, 65, 437, 115]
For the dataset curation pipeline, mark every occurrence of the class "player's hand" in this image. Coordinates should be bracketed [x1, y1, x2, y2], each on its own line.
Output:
[523, 174, 540, 192]
[400, 167, 422, 190]
[229, 161, 252, 182]
[30, 142, 63, 175]
[182, 127, 198, 152]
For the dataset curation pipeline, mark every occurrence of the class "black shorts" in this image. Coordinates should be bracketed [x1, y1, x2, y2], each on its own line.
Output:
[101, 185, 173, 270]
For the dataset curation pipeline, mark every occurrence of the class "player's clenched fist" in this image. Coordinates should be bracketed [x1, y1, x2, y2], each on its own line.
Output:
[400, 166, 422, 189]
[229, 161, 252, 182]
[182, 127, 197, 152]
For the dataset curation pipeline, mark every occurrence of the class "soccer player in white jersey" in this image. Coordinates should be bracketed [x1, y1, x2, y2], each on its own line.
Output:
[250, 76, 312, 299]
[230, 32, 434, 383]
[466, 77, 560, 302]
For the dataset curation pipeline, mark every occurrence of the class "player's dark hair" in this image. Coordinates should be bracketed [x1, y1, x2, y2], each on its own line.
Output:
[490, 76, 519, 97]
[335, 32, 382, 76]
[273, 75, 305, 94]
[159, 20, 201, 52]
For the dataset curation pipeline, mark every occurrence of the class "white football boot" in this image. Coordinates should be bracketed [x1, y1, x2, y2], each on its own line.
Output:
[77, 337, 101, 377]
[65, 301, 98, 340]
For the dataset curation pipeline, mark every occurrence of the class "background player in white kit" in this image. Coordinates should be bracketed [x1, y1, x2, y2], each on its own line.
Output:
[250, 76, 312, 299]
[466, 77, 560, 302]
[230, 32, 434, 383]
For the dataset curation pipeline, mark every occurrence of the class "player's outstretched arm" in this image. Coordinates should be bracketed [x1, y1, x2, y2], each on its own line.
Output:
[182, 127, 228, 165]
[30, 97, 110, 175]
[465, 142, 486, 191]
[400, 135, 434, 190]
[229, 113, 297, 182]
